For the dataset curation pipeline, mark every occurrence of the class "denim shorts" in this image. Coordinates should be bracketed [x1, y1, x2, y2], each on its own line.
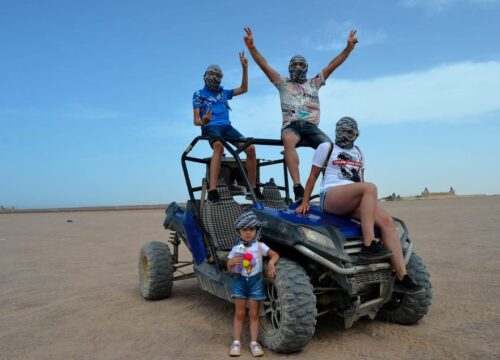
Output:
[281, 120, 331, 149]
[231, 274, 266, 300]
[202, 125, 244, 146]
[319, 186, 334, 211]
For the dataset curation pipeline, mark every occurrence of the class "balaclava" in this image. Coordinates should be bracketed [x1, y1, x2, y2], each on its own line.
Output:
[335, 116, 359, 149]
[204, 64, 223, 91]
[288, 55, 308, 84]
[234, 211, 262, 247]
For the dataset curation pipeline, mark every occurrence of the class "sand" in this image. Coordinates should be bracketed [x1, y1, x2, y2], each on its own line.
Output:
[1, 196, 499, 360]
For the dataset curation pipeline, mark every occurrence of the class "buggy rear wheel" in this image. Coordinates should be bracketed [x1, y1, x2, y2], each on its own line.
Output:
[138, 241, 174, 300]
[259, 258, 317, 353]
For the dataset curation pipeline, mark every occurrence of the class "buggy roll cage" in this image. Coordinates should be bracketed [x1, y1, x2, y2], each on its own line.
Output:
[181, 136, 294, 209]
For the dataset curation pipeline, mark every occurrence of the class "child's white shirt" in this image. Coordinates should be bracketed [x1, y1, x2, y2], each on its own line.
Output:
[228, 241, 270, 277]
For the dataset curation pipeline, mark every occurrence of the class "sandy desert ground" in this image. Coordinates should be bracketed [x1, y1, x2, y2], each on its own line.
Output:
[1, 196, 499, 360]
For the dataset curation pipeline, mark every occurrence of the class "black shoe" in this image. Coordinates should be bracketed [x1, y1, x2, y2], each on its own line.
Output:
[358, 241, 392, 262]
[207, 189, 220, 202]
[394, 274, 425, 294]
[293, 184, 304, 202]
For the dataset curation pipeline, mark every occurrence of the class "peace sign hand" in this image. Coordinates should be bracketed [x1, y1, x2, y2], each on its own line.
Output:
[347, 30, 358, 49]
[243, 27, 255, 49]
[201, 109, 212, 125]
[239, 51, 248, 68]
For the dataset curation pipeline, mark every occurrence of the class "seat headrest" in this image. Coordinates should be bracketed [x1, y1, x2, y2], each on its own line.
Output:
[216, 182, 234, 201]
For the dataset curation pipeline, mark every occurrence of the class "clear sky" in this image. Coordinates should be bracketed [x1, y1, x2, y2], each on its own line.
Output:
[1, 0, 500, 209]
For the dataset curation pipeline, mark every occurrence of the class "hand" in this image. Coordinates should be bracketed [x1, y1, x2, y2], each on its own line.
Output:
[347, 30, 358, 49]
[231, 256, 243, 266]
[266, 263, 276, 279]
[239, 51, 248, 68]
[243, 27, 254, 49]
[295, 201, 310, 215]
[228, 255, 244, 273]
[201, 109, 212, 125]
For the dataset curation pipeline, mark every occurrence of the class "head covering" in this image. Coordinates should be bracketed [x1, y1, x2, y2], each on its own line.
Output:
[335, 116, 359, 149]
[288, 55, 308, 84]
[203, 64, 223, 91]
[234, 211, 262, 247]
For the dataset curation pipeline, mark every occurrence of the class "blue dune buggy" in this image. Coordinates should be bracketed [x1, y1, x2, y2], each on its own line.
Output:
[138, 136, 432, 353]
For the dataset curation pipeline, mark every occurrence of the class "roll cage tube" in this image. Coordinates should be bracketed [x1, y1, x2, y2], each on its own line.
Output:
[180, 136, 293, 208]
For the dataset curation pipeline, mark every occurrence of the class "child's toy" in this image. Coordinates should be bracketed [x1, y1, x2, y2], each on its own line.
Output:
[231, 244, 246, 273]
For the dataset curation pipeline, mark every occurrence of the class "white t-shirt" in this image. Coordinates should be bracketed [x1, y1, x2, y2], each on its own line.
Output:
[228, 241, 270, 277]
[312, 142, 365, 193]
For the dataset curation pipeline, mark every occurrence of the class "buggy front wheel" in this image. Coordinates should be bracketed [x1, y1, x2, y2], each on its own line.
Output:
[378, 253, 432, 324]
[259, 258, 317, 353]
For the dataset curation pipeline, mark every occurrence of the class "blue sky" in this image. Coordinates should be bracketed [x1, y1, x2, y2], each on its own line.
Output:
[1, 0, 499, 209]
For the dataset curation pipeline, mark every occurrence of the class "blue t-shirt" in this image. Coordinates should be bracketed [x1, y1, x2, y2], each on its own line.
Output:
[193, 86, 234, 128]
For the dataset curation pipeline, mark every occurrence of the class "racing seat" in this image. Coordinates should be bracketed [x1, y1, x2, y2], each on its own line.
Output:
[201, 182, 243, 267]
[260, 178, 288, 209]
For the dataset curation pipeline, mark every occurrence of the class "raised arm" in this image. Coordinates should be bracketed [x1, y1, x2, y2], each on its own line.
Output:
[243, 27, 281, 84]
[233, 52, 248, 96]
[321, 30, 358, 81]
[295, 165, 322, 214]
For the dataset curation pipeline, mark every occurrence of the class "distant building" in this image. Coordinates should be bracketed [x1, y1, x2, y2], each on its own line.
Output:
[420, 187, 456, 198]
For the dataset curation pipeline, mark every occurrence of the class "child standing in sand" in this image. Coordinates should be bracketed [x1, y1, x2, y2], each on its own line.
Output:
[226, 211, 279, 357]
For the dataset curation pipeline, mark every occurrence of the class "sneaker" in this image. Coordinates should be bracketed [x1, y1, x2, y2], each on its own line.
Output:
[358, 241, 392, 262]
[394, 274, 425, 294]
[229, 340, 241, 356]
[293, 184, 304, 202]
[250, 341, 264, 357]
[208, 189, 220, 202]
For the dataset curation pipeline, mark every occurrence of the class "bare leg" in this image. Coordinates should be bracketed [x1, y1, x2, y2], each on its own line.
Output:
[373, 207, 407, 279]
[248, 300, 260, 342]
[244, 145, 257, 188]
[325, 183, 406, 278]
[323, 182, 378, 246]
[233, 298, 247, 341]
[281, 131, 301, 185]
[209, 141, 224, 190]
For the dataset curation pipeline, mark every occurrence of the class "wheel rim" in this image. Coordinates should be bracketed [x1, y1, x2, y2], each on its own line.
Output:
[385, 292, 406, 310]
[260, 279, 281, 335]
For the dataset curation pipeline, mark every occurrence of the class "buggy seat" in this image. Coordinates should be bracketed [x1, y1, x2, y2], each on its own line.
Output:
[201, 182, 243, 267]
[260, 178, 288, 209]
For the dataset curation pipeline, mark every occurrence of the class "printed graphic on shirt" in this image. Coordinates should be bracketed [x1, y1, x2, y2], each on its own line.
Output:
[333, 152, 362, 183]
[193, 91, 230, 116]
[275, 74, 324, 128]
[228, 242, 270, 277]
[192, 88, 234, 127]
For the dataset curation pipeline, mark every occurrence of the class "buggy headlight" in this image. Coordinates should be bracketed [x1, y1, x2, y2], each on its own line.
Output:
[300, 227, 336, 250]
